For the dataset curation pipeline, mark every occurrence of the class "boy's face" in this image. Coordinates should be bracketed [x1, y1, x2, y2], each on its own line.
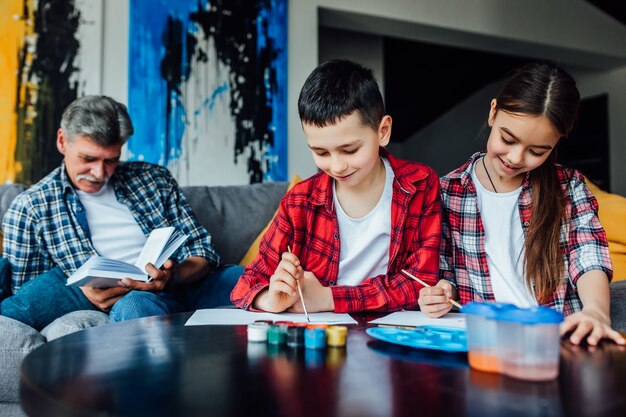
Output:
[304, 112, 391, 190]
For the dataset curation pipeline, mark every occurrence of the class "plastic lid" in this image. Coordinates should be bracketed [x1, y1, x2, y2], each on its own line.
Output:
[461, 301, 516, 318]
[366, 326, 467, 353]
[497, 306, 564, 324]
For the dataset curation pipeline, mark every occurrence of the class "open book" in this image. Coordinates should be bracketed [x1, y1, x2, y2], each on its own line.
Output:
[66, 227, 188, 288]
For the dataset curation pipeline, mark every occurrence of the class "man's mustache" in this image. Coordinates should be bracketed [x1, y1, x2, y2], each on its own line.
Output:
[76, 174, 109, 183]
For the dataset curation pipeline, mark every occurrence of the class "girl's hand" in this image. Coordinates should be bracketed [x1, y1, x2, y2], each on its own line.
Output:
[418, 279, 457, 318]
[561, 309, 626, 346]
[286, 271, 334, 313]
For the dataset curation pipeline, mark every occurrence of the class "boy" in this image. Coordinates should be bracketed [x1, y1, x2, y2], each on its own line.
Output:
[230, 60, 441, 313]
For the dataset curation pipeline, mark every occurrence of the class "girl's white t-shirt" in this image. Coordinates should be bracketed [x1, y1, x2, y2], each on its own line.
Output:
[471, 160, 537, 307]
[333, 157, 394, 286]
[76, 183, 147, 264]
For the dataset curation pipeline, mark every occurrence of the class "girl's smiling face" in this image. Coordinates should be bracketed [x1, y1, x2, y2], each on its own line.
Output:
[485, 99, 561, 185]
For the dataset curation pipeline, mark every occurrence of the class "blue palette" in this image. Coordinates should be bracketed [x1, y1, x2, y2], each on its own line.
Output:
[366, 326, 468, 353]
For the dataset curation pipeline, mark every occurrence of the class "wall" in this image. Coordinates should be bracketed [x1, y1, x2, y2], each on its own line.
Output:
[318, 27, 384, 98]
[300, 0, 626, 192]
[102, 0, 128, 104]
[100, 0, 626, 189]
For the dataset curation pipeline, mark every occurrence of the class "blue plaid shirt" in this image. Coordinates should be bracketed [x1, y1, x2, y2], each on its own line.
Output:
[2, 161, 219, 293]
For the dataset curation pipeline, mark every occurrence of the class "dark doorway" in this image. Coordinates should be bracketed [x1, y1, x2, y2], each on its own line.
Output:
[557, 94, 610, 191]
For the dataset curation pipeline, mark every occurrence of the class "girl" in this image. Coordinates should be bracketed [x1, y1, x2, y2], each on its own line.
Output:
[418, 62, 625, 346]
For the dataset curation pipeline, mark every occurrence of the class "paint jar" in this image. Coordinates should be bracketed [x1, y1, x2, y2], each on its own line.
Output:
[268, 325, 287, 345]
[274, 321, 293, 335]
[326, 326, 348, 347]
[497, 306, 563, 381]
[287, 324, 307, 347]
[462, 302, 515, 373]
[304, 327, 326, 349]
[247, 323, 268, 342]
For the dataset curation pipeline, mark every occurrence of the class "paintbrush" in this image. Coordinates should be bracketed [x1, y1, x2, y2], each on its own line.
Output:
[288, 245, 310, 323]
[401, 269, 462, 309]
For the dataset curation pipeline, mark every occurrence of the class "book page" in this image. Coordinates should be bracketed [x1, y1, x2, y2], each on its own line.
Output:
[154, 229, 188, 267]
[185, 309, 358, 326]
[369, 311, 466, 329]
[133, 227, 174, 270]
[66, 256, 147, 287]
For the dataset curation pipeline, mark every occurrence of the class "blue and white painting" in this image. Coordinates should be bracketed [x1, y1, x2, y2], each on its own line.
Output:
[128, 0, 287, 185]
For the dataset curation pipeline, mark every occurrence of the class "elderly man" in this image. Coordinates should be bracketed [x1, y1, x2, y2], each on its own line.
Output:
[0, 95, 241, 330]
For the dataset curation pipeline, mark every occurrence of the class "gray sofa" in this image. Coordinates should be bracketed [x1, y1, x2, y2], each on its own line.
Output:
[0, 181, 289, 417]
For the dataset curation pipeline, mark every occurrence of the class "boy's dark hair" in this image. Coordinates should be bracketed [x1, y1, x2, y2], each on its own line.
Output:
[298, 60, 385, 130]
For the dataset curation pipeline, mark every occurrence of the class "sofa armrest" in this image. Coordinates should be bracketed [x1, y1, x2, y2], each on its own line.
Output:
[0, 317, 45, 403]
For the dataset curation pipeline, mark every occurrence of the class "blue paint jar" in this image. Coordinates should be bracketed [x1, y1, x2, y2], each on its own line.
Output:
[304, 327, 326, 349]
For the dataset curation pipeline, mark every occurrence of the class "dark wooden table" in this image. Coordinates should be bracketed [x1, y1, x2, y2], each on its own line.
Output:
[20, 312, 626, 417]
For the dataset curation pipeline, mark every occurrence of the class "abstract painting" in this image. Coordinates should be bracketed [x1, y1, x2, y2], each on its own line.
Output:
[0, 0, 102, 184]
[128, 0, 288, 186]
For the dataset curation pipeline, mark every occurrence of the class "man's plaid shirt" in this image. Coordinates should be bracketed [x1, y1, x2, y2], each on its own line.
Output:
[231, 149, 442, 313]
[2, 162, 218, 293]
[440, 152, 612, 315]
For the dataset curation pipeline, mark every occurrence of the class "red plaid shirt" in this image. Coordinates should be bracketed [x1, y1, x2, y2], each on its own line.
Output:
[231, 149, 442, 313]
[440, 152, 613, 315]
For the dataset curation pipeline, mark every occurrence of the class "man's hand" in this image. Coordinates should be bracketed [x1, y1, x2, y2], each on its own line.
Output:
[80, 286, 131, 312]
[417, 279, 457, 318]
[287, 271, 334, 313]
[253, 252, 302, 312]
[119, 259, 176, 293]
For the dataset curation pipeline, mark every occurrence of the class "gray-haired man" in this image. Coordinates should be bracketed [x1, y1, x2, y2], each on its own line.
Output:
[0, 95, 241, 330]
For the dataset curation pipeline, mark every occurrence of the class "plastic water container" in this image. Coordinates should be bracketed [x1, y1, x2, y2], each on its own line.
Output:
[462, 302, 516, 373]
[497, 306, 563, 381]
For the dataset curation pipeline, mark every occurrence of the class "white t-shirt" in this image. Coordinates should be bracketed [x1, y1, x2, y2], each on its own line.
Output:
[76, 183, 147, 264]
[471, 161, 537, 307]
[333, 157, 394, 286]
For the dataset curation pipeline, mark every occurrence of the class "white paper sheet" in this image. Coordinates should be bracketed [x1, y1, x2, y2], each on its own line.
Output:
[185, 308, 358, 326]
[368, 311, 466, 329]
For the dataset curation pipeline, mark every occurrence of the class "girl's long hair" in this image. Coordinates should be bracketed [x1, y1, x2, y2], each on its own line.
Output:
[494, 62, 580, 302]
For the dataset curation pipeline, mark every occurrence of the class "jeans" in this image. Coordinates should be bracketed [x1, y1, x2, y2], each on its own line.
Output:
[109, 265, 244, 322]
[0, 263, 244, 329]
[0, 267, 97, 331]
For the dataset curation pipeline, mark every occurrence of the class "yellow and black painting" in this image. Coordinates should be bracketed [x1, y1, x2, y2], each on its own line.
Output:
[0, 0, 82, 184]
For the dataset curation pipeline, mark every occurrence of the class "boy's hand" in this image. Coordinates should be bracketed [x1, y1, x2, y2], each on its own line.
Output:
[417, 279, 456, 318]
[561, 308, 626, 346]
[253, 251, 303, 312]
[287, 271, 334, 313]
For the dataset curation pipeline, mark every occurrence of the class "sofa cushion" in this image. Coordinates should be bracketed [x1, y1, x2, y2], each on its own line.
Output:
[182, 182, 288, 264]
[0, 316, 45, 402]
[610, 281, 626, 333]
[40, 310, 111, 342]
[0, 185, 28, 256]
[586, 180, 626, 281]
[0, 403, 26, 417]
[0, 258, 11, 301]
[239, 176, 301, 266]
